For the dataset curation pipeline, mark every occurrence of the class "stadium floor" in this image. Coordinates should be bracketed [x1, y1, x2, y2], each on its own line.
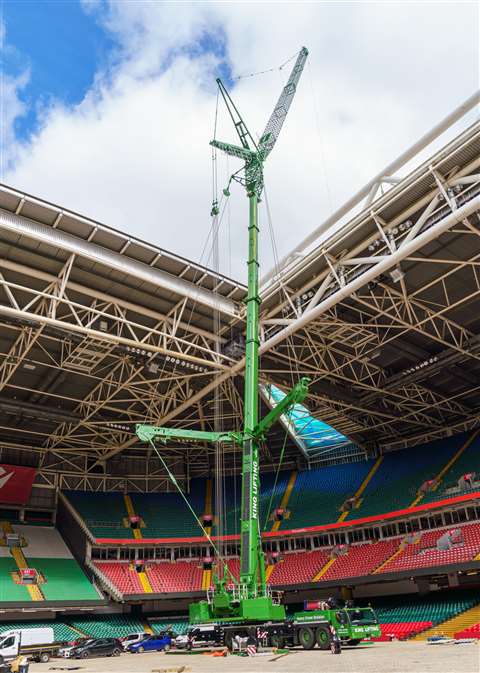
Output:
[28, 641, 479, 673]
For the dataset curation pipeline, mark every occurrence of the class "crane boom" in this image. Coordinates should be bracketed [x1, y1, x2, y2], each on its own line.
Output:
[258, 47, 309, 159]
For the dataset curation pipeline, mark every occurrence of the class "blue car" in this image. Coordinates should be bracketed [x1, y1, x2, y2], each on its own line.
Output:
[128, 634, 172, 653]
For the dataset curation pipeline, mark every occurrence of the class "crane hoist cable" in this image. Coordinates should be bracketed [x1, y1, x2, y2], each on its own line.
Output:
[147, 438, 238, 586]
[263, 428, 289, 531]
[234, 50, 301, 81]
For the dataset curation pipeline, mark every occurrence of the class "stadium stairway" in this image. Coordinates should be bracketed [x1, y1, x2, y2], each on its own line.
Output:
[420, 430, 480, 505]
[413, 602, 480, 639]
[373, 540, 405, 573]
[345, 435, 467, 520]
[1, 522, 44, 601]
[203, 479, 213, 535]
[313, 556, 336, 580]
[337, 456, 383, 523]
[284, 461, 375, 529]
[199, 478, 213, 589]
[11, 547, 44, 601]
[201, 568, 211, 591]
[138, 568, 153, 593]
[265, 565, 275, 582]
[123, 495, 142, 540]
[271, 470, 297, 533]
[410, 430, 480, 507]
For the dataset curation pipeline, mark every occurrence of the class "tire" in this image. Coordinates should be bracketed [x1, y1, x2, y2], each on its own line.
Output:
[138, 646, 145, 653]
[224, 634, 233, 652]
[39, 652, 50, 663]
[270, 633, 285, 649]
[163, 644, 171, 652]
[298, 626, 316, 650]
[315, 626, 331, 650]
[112, 648, 122, 656]
[80, 651, 89, 659]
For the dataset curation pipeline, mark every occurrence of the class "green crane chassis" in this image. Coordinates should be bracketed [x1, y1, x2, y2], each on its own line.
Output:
[183, 606, 380, 651]
[183, 618, 333, 652]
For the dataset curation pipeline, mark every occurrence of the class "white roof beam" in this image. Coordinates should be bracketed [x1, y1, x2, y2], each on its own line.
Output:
[0, 209, 239, 318]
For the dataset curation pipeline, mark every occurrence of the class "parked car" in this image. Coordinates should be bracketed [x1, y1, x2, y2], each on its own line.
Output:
[71, 638, 122, 659]
[120, 633, 150, 651]
[58, 638, 91, 658]
[175, 625, 220, 650]
[128, 634, 171, 653]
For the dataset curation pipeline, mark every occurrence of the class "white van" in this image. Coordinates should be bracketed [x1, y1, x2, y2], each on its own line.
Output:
[0, 628, 56, 662]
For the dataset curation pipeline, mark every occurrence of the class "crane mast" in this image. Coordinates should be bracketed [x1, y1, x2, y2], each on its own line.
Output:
[136, 47, 309, 624]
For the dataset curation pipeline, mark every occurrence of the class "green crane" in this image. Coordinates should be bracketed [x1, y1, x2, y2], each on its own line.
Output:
[136, 47, 309, 624]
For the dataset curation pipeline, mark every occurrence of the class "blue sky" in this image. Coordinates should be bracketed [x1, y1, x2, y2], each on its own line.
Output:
[2, 0, 233, 144]
[2, 2, 478, 279]
[2, 0, 115, 140]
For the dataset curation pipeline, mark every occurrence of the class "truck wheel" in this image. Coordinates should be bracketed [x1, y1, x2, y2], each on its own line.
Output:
[270, 634, 285, 649]
[112, 647, 122, 656]
[39, 652, 51, 663]
[315, 626, 332, 650]
[298, 627, 316, 650]
[224, 633, 233, 652]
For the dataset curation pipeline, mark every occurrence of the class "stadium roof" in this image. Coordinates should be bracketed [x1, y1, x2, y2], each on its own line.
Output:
[0, 95, 479, 491]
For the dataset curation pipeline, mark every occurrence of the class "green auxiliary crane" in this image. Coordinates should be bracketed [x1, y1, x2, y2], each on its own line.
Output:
[136, 47, 309, 626]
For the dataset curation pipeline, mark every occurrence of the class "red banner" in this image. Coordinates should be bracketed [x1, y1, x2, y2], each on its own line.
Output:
[0, 464, 36, 505]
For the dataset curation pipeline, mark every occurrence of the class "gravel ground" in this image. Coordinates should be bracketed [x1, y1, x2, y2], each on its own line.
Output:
[28, 641, 480, 673]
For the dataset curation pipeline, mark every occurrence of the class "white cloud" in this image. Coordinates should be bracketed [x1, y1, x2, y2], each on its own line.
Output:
[0, 20, 30, 175]
[3, 2, 479, 279]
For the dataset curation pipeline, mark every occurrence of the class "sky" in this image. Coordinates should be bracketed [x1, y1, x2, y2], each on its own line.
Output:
[1, 1, 479, 280]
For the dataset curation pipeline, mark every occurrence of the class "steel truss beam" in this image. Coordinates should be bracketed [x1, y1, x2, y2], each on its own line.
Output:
[0, 208, 238, 317]
[1, 114, 479, 474]
[261, 91, 480, 287]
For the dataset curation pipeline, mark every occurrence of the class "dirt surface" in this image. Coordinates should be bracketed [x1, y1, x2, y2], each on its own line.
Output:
[28, 641, 480, 673]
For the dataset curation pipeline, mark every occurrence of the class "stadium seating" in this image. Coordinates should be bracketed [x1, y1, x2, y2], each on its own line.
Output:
[203, 471, 289, 536]
[66, 480, 209, 540]
[149, 620, 189, 635]
[421, 432, 480, 505]
[27, 558, 100, 601]
[94, 561, 203, 594]
[0, 558, 32, 601]
[280, 461, 375, 529]
[95, 562, 144, 594]
[0, 621, 80, 642]
[67, 615, 147, 638]
[320, 538, 400, 580]
[220, 557, 240, 583]
[455, 624, 480, 639]
[131, 478, 206, 538]
[147, 562, 202, 593]
[374, 590, 480, 640]
[345, 435, 467, 520]
[0, 524, 101, 603]
[268, 549, 330, 585]
[63, 430, 480, 543]
[65, 491, 133, 539]
[377, 522, 480, 573]
[373, 621, 433, 640]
